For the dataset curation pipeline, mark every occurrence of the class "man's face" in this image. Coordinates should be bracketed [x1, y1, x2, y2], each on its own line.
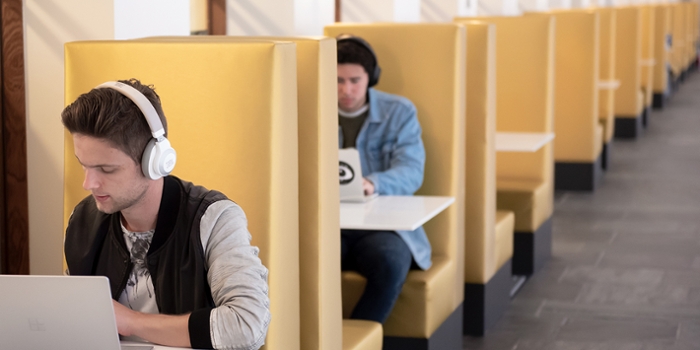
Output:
[338, 63, 369, 112]
[73, 134, 149, 214]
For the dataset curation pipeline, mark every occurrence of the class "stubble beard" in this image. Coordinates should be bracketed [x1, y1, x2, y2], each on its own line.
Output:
[95, 181, 149, 215]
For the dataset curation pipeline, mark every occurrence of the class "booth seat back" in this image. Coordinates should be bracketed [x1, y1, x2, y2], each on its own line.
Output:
[653, 4, 671, 94]
[461, 21, 512, 284]
[325, 23, 467, 338]
[640, 5, 656, 107]
[614, 7, 643, 118]
[597, 7, 617, 143]
[138, 35, 384, 350]
[684, 2, 698, 67]
[456, 16, 555, 185]
[530, 10, 601, 163]
[670, 3, 686, 76]
[63, 40, 300, 350]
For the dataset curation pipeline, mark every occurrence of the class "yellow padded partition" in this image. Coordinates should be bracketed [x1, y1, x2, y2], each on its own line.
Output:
[640, 5, 656, 108]
[614, 7, 644, 118]
[325, 23, 466, 339]
[530, 11, 601, 163]
[653, 4, 671, 94]
[671, 3, 686, 76]
[342, 320, 383, 350]
[456, 15, 555, 232]
[494, 210, 515, 272]
[685, 2, 697, 67]
[598, 7, 617, 143]
[138, 35, 382, 350]
[461, 21, 513, 285]
[63, 40, 300, 350]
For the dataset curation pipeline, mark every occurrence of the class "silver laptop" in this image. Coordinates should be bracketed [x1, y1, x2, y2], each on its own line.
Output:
[0, 275, 152, 350]
[339, 148, 379, 203]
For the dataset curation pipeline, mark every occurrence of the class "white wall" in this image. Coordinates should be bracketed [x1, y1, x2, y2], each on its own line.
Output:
[342, 0, 420, 23]
[115, 0, 190, 39]
[24, 0, 114, 275]
[421, 0, 475, 22]
[227, 0, 334, 36]
[24, 0, 190, 275]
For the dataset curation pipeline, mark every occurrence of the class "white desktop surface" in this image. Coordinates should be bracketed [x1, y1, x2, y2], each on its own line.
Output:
[340, 195, 454, 231]
[495, 132, 555, 152]
[598, 80, 621, 90]
[121, 341, 192, 350]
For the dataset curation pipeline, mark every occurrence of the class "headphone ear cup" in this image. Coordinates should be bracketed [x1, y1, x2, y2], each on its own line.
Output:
[141, 139, 160, 180]
[370, 65, 381, 87]
[141, 138, 177, 180]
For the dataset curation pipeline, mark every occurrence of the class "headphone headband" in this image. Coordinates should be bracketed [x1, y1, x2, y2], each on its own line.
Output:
[94, 80, 176, 180]
[96, 81, 165, 140]
[337, 34, 382, 87]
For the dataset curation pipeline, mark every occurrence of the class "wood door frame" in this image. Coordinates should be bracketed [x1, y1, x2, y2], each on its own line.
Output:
[0, 0, 29, 274]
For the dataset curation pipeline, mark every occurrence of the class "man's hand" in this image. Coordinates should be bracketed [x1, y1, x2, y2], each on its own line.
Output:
[111, 300, 191, 348]
[113, 300, 136, 336]
[362, 178, 375, 196]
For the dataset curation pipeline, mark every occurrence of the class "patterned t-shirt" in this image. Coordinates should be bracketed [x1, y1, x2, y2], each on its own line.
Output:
[117, 221, 159, 315]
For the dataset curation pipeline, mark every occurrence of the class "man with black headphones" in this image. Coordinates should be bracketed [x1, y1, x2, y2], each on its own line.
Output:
[337, 35, 429, 324]
[61, 79, 270, 349]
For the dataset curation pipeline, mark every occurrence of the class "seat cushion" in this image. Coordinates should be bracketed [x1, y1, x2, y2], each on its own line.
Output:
[496, 179, 553, 232]
[494, 210, 515, 271]
[342, 320, 383, 350]
[342, 257, 455, 338]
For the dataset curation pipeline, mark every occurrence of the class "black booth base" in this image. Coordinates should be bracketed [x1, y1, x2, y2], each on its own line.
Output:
[384, 303, 463, 350]
[512, 217, 553, 276]
[601, 142, 611, 171]
[652, 93, 667, 109]
[463, 259, 512, 336]
[555, 153, 603, 192]
[642, 106, 650, 128]
[614, 114, 643, 139]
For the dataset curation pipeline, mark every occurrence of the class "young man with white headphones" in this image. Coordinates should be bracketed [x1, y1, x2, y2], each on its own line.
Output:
[337, 36, 428, 324]
[62, 79, 270, 349]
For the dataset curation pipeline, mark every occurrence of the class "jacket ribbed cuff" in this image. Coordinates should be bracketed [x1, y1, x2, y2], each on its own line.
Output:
[188, 307, 214, 349]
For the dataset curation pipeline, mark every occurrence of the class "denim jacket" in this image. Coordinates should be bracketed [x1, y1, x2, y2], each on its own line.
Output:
[339, 88, 431, 270]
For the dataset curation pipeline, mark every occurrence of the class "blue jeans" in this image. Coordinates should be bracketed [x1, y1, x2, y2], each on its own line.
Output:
[341, 230, 413, 324]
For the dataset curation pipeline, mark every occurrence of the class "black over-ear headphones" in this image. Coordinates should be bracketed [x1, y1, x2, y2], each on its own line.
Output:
[96, 81, 177, 180]
[337, 34, 382, 88]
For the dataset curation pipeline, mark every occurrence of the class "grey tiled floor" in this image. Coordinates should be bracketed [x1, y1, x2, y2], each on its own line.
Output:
[463, 71, 700, 350]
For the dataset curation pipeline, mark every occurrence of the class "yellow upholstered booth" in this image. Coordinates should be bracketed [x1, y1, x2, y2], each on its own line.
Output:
[63, 40, 300, 350]
[613, 6, 644, 139]
[684, 2, 699, 71]
[597, 7, 617, 169]
[458, 21, 515, 336]
[136, 35, 382, 350]
[640, 5, 656, 127]
[652, 3, 671, 109]
[670, 3, 686, 82]
[456, 15, 555, 276]
[325, 23, 466, 350]
[528, 10, 602, 191]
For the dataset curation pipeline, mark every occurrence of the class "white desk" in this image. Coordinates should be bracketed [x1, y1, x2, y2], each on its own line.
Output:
[598, 80, 621, 90]
[495, 132, 555, 152]
[340, 195, 454, 231]
[121, 341, 192, 350]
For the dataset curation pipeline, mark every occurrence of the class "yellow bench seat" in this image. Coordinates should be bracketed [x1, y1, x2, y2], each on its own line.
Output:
[342, 320, 383, 350]
[342, 257, 455, 338]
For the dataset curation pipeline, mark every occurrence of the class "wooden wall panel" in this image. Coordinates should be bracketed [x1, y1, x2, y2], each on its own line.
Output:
[208, 0, 227, 35]
[0, 0, 28, 274]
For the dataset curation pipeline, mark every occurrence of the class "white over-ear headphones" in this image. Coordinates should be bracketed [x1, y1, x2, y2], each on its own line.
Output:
[95, 81, 177, 180]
